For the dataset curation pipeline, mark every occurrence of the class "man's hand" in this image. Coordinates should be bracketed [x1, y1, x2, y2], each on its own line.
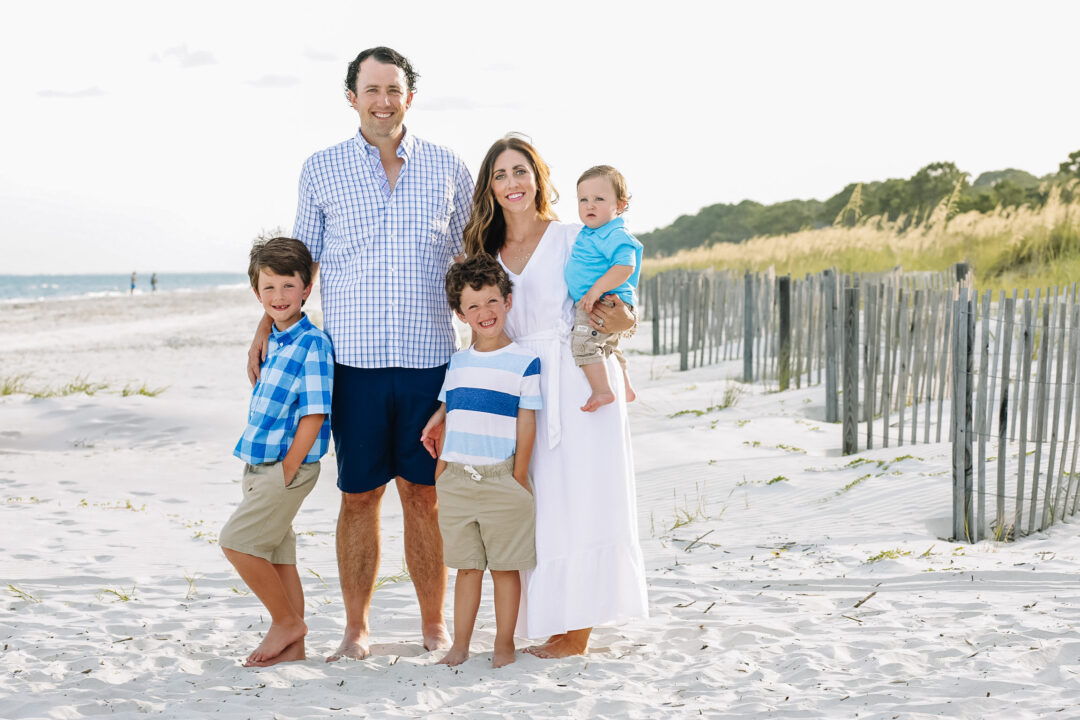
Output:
[247, 315, 273, 386]
[589, 295, 635, 334]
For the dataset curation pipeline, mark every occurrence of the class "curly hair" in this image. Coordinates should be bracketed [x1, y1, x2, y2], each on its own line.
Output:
[577, 164, 631, 211]
[344, 46, 419, 101]
[445, 254, 513, 313]
[462, 134, 559, 259]
[247, 237, 314, 291]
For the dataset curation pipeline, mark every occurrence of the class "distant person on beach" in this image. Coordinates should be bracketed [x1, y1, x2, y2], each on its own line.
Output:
[223, 237, 333, 667]
[130, 271, 136, 295]
[565, 165, 643, 411]
[247, 46, 473, 661]
[420, 256, 541, 668]
[151, 273, 158, 292]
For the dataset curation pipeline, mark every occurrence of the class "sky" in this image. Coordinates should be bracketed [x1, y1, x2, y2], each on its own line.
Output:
[3, 0, 1078, 274]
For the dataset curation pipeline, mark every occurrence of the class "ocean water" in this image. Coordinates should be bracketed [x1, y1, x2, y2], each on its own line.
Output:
[0, 273, 249, 303]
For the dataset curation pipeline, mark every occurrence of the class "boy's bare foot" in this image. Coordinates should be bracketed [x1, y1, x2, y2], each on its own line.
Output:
[423, 622, 451, 652]
[580, 391, 615, 412]
[493, 641, 516, 668]
[436, 645, 470, 666]
[246, 638, 306, 667]
[326, 627, 370, 662]
[246, 618, 306, 665]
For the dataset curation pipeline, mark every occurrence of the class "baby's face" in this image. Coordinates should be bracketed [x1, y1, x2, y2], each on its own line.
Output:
[577, 176, 625, 229]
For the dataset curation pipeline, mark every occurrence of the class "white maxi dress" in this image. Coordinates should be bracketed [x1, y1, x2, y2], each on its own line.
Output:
[501, 221, 649, 638]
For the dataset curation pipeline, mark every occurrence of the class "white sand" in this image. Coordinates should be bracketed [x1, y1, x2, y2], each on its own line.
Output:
[2, 287, 1080, 719]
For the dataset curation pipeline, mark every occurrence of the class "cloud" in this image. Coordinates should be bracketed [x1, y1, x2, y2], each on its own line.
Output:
[304, 48, 338, 62]
[37, 87, 105, 99]
[419, 96, 521, 112]
[154, 44, 216, 68]
[247, 74, 302, 89]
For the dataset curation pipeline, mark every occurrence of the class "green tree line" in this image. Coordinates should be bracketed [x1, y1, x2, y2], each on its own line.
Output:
[640, 149, 1080, 258]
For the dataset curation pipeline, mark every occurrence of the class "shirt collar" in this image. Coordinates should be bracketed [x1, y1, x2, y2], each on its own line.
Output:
[271, 313, 313, 347]
[354, 125, 414, 161]
[581, 216, 625, 241]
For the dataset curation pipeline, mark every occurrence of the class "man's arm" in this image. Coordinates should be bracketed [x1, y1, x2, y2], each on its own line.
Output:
[513, 408, 536, 492]
[281, 413, 326, 485]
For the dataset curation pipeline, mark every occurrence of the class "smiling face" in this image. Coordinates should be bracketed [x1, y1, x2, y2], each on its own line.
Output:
[490, 149, 539, 217]
[455, 283, 512, 351]
[348, 57, 413, 142]
[254, 269, 311, 332]
[577, 175, 627, 229]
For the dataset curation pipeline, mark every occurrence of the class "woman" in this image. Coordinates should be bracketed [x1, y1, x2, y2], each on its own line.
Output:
[462, 135, 648, 657]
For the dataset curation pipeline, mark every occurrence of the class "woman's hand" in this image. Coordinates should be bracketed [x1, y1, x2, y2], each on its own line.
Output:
[589, 295, 636, 334]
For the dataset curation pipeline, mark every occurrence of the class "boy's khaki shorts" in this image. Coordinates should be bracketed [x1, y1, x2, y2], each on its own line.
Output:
[436, 457, 536, 571]
[571, 301, 627, 370]
[219, 460, 320, 565]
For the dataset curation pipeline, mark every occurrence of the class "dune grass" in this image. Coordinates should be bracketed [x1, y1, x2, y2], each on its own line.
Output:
[0, 374, 168, 399]
[644, 185, 1080, 292]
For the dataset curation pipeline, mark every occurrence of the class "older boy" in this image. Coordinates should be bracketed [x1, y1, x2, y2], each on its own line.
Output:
[420, 255, 541, 668]
[222, 237, 333, 667]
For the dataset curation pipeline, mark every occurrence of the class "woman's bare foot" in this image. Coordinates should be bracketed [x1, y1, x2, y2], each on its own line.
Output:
[246, 638, 306, 667]
[523, 633, 565, 657]
[525, 628, 590, 658]
[437, 644, 470, 667]
[581, 391, 615, 412]
[326, 627, 370, 662]
[245, 618, 306, 665]
[423, 622, 451, 652]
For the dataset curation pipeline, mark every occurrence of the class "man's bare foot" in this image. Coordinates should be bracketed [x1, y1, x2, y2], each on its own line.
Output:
[326, 627, 370, 662]
[245, 638, 306, 668]
[581, 391, 615, 412]
[245, 618, 306, 665]
[423, 622, 451, 652]
[493, 641, 516, 668]
[436, 645, 469, 666]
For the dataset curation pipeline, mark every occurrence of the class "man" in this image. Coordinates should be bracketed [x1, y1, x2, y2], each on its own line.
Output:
[248, 46, 473, 662]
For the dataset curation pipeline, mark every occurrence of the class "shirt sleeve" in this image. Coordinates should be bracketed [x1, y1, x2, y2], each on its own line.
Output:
[293, 159, 325, 262]
[599, 227, 640, 267]
[447, 157, 475, 258]
[297, 336, 333, 418]
[519, 356, 543, 410]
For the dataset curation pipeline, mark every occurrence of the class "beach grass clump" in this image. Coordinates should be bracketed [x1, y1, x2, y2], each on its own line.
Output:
[122, 383, 169, 397]
[0, 374, 31, 396]
[669, 483, 710, 530]
[101, 585, 136, 602]
[865, 548, 912, 563]
[7, 583, 41, 603]
[766, 475, 789, 485]
[374, 561, 411, 592]
[31, 375, 109, 398]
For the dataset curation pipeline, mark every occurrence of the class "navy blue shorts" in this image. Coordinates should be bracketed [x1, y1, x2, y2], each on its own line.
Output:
[331, 364, 447, 494]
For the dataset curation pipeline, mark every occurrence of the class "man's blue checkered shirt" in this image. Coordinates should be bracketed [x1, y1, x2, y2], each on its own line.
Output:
[293, 128, 474, 369]
[234, 314, 334, 465]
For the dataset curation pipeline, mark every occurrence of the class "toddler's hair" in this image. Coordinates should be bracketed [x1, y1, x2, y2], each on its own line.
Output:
[577, 165, 631, 210]
[446, 254, 513, 313]
[248, 237, 314, 291]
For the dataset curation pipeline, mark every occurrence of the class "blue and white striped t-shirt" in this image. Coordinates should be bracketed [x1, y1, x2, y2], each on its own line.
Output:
[438, 342, 542, 465]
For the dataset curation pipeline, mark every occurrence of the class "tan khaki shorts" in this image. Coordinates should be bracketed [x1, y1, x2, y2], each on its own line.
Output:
[219, 460, 320, 564]
[436, 457, 536, 571]
[571, 301, 627, 369]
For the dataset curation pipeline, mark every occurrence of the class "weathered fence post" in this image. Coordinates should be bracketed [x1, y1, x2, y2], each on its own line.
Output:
[651, 275, 660, 356]
[952, 289, 974, 542]
[778, 276, 792, 391]
[678, 280, 690, 371]
[824, 269, 839, 422]
[743, 271, 753, 382]
[842, 286, 859, 455]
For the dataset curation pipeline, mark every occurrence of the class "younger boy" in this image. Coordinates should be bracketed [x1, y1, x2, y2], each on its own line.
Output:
[564, 165, 643, 412]
[420, 254, 541, 668]
[220, 237, 333, 667]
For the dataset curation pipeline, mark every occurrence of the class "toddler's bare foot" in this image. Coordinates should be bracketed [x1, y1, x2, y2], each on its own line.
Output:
[423, 622, 451, 652]
[245, 618, 306, 665]
[493, 641, 516, 668]
[326, 627, 370, 662]
[580, 391, 615, 412]
[246, 638, 306, 667]
[625, 381, 636, 403]
[437, 644, 470, 667]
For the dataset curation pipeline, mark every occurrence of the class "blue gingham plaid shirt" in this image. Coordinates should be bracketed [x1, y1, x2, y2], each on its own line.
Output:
[234, 314, 334, 465]
[293, 128, 474, 368]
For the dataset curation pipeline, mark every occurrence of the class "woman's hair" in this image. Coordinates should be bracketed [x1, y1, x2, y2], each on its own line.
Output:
[463, 134, 559, 258]
[577, 165, 631, 211]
